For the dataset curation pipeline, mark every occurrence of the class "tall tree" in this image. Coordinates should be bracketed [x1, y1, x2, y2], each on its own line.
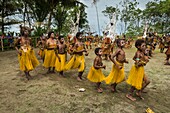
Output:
[102, 6, 118, 21]
[0, 0, 22, 33]
[120, 0, 138, 33]
[53, 0, 87, 34]
[143, 0, 170, 34]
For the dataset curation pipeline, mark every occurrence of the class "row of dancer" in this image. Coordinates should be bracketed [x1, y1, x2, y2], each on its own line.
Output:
[15, 30, 150, 101]
[15, 31, 88, 81]
[87, 39, 150, 101]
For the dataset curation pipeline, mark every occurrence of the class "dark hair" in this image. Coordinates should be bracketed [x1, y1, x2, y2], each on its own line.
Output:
[76, 32, 82, 39]
[48, 31, 54, 38]
[40, 33, 43, 37]
[135, 39, 145, 48]
[21, 30, 28, 36]
[95, 47, 101, 55]
[58, 35, 64, 40]
[116, 39, 123, 46]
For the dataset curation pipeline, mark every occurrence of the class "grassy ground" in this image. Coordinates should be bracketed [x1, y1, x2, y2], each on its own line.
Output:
[0, 45, 170, 113]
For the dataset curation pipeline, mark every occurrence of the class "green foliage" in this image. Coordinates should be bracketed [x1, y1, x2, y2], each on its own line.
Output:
[24, 0, 50, 22]
[143, 0, 170, 34]
[53, 1, 88, 35]
[0, 0, 23, 33]
[102, 6, 117, 20]
[33, 26, 46, 36]
[120, 0, 139, 33]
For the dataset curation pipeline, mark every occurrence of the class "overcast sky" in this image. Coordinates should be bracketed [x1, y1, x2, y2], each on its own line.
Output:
[80, 0, 153, 35]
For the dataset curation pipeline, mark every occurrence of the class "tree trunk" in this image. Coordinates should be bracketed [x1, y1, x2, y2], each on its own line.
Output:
[1, 0, 5, 33]
[137, 18, 140, 28]
[47, 11, 52, 33]
[124, 21, 127, 33]
[26, 4, 32, 28]
[23, 3, 26, 27]
[162, 22, 164, 34]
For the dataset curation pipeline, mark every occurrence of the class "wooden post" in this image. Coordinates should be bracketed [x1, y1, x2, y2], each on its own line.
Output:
[1, 38, 4, 51]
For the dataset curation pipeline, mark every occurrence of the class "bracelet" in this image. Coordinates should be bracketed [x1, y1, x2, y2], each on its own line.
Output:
[136, 58, 140, 61]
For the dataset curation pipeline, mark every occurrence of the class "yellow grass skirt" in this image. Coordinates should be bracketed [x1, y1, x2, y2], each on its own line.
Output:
[43, 49, 56, 68]
[55, 54, 66, 72]
[65, 54, 85, 72]
[87, 66, 105, 83]
[18, 48, 39, 71]
[38, 49, 46, 59]
[105, 61, 125, 84]
[126, 65, 145, 90]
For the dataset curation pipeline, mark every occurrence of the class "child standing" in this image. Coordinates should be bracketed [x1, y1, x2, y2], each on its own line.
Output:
[126, 39, 148, 101]
[55, 36, 67, 76]
[87, 47, 106, 93]
[105, 39, 128, 92]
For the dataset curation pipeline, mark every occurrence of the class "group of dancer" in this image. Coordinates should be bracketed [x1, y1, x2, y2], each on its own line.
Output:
[14, 30, 170, 101]
[87, 38, 150, 101]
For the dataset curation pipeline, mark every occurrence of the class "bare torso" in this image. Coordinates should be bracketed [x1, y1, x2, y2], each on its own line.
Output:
[57, 43, 67, 54]
[46, 38, 57, 49]
[116, 48, 126, 63]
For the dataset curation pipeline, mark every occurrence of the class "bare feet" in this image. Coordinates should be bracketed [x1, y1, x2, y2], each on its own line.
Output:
[141, 90, 147, 93]
[136, 92, 144, 100]
[51, 70, 55, 73]
[26, 75, 30, 80]
[164, 62, 170, 65]
[111, 87, 116, 93]
[25, 73, 32, 80]
[126, 94, 136, 101]
[97, 88, 103, 93]
[46, 70, 51, 74]
[110, 85, 117, 93]
[77, 77, 82, 81]
[28, 74, 33, 79]
[59, 72, 65, 77]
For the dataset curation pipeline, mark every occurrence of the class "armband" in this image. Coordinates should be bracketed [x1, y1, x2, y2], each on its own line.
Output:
[136, 58, 140, 61]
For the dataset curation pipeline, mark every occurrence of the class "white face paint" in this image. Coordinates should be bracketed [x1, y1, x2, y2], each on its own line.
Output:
[79, 36, 82, 39]
[60, 38, 64, 42]
[98, 49, 102, 55]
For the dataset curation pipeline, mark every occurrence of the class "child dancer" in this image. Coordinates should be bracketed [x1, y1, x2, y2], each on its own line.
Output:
[36, 34, 46, 62]
[87, 47, 106, 93]
[105, 39, 128, 92]
[126, 39, 149, 101]
[55, 36, 67, 76]
[65, 32, 88, 81]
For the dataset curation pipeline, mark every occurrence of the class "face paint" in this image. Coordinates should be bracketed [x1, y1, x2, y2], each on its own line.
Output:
[141, 43, 146, 52]
[98, 49, 102, 55]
